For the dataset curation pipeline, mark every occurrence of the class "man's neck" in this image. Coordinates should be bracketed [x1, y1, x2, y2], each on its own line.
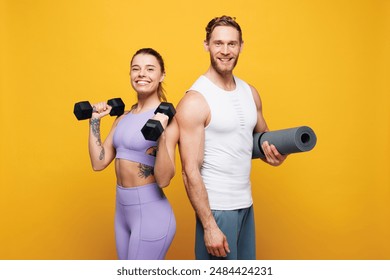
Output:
[204, 67, 236, 91]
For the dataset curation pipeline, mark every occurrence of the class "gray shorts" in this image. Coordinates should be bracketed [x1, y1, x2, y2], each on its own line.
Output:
[195, 205, 256, 260]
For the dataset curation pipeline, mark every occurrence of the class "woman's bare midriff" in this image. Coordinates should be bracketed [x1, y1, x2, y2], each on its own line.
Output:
[115, 159, 156, 188]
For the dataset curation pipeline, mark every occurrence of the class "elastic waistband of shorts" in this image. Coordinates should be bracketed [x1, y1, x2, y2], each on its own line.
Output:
[116, 183, 165, 205]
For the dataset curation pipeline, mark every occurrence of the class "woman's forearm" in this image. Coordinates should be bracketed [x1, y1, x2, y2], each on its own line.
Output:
[154, 133, 175, 187]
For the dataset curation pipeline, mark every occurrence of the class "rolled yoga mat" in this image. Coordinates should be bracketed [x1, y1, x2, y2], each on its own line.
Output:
[252, 126, 317, 159]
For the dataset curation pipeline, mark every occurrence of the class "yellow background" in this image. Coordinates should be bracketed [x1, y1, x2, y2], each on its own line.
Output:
[1, 0, 389, 259]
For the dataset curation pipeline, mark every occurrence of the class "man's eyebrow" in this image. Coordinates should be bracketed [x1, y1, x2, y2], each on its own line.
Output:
[212, 39, 239, 43]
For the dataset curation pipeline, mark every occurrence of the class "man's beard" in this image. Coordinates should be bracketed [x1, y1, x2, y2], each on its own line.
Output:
[210, 55, 239, 76]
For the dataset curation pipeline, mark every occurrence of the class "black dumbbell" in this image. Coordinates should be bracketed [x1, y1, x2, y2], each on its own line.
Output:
[141, 102, 176, 141]
[73, 98, 125, 120]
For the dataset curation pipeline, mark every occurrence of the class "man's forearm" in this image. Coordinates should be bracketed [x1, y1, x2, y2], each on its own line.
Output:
[182, 169, 216, 229]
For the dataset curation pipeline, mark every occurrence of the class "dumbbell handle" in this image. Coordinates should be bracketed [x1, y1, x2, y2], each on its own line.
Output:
[252, 126, 317, 159]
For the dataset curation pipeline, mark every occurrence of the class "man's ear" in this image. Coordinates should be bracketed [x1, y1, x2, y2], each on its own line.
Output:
[203, 40, 210, 52]
[240, 41, 244, 53]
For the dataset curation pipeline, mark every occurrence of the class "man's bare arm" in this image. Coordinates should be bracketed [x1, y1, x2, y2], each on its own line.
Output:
[176, 91, 230, 257]
[250, 85, 287, 166]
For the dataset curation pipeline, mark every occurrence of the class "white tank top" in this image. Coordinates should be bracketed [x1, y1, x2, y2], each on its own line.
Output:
[188, 75, 257, 210]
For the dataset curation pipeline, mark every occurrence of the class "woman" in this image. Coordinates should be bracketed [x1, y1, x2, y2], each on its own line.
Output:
[88, 48, 178, 260]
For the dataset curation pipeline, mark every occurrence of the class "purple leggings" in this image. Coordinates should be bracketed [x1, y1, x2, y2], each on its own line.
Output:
[115, 183, 176, 260]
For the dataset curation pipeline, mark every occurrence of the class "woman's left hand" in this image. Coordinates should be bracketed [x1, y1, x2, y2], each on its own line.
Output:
[153, 112, 169, 130]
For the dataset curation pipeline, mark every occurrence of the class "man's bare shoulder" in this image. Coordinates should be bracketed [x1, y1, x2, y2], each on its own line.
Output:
[179, 90, 206, 104]
[176, 90, 209, 125]
[177, 90, 209, 113]
[248, 84, 262, 110]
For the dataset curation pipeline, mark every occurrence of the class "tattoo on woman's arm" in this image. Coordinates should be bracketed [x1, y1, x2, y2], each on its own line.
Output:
[90, 118, 105, 161]
[146, 146, 158, 157]
[138, 164, 154, 178]
[99, 148, 105, 160]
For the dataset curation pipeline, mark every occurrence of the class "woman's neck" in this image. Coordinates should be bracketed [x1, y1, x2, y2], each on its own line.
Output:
[133, 95, 160, 113]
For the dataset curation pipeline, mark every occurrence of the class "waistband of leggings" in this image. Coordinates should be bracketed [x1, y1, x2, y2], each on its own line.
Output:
[116, 182, 165, 205]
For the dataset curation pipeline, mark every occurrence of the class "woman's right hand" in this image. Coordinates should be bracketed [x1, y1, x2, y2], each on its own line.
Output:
[91, 102, 112, 119]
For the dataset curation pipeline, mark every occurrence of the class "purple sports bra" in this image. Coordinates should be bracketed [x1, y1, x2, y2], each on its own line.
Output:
[113, 108, 157, 167]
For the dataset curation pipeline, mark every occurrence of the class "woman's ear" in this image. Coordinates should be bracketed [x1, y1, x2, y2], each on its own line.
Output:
[160, 72, 166, 83]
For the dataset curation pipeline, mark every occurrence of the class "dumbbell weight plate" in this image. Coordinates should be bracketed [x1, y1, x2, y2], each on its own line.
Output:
[107, 98, 125, 117]
[155, 102, 176, 121]
[141, 119, 164, 141]
[74, 101, 93, 120]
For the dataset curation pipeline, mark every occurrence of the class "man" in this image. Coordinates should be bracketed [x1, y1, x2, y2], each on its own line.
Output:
[176, 16, 287, 260]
